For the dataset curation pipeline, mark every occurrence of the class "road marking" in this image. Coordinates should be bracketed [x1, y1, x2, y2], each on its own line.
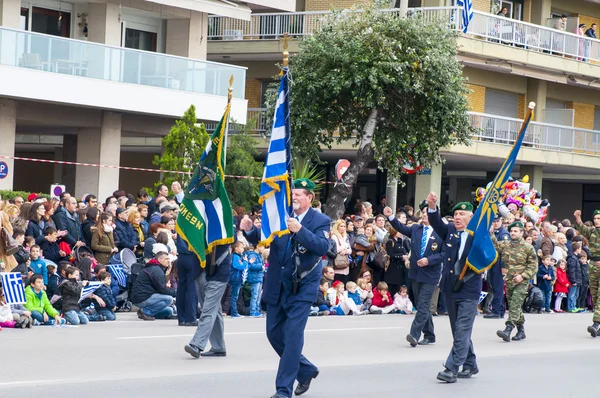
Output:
[116, 326, 404, 340]
[0, 379, 81, 387]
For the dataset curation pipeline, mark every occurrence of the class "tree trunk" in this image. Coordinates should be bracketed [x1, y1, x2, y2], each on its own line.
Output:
[325, 108, 378, 220]
[386, 176, 398, 214]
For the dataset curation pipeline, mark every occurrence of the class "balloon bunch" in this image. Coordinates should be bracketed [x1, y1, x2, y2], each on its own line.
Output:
[474, 175, 550, 224]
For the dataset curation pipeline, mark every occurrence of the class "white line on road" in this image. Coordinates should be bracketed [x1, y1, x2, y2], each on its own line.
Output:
[116, 326, 404, 340]
[0, 379, 82, 387]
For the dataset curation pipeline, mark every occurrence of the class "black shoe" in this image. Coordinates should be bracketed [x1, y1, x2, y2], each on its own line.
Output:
[432, 312, 439, 317]
[457, 367, 479, 379]
[137, 310, 155, 321]
[512, 324, 526, 341]
[184, 344, 201, 359]
[588, 322, 600, 338]
[483, 313, 501, 319]
[418, 338, 436, 345]
[97, 314, 106, 322]
[437, 311, 448, 316]
[294, 369, 319, 396]
[200, 350, 227, 357]
[179, 320, 199, 327]
[496, 324, 514, 342]
[271, 394, 289, 398]
[436, 368, 457, 383]
[406, 334, 418, 347]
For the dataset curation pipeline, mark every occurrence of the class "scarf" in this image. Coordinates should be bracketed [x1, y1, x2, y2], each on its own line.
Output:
[133, 224, 145, 242]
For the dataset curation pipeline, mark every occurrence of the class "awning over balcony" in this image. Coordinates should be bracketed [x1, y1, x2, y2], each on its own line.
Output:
[146, 0, 252, 21]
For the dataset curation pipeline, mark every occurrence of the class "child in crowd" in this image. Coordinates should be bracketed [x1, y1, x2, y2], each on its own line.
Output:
[524, 282, 544, 313]
[12, 228, 30, 276]
[393, 285, 414, 314]
[537, 255, 556, 313]
[59, 267, 89, 325]
[28, 245, 48, 285]
[346, 281, 369, 315]
[370, 281, 397, 314]
[230, 241, 248, 318]
[356, 278, 374, 309]
[0, 288, 30, 328]
[566, 242, 583, 313]
[25, 274, 63, 325]
[9, 301, 34, 328]
[246, 245, 265, 318]
[93, 271, 117, 321]
[553, 259, 570, 313]
[24, 236, 35, 250]
[578, 252, 590, 312]
[311, 278, 333, 316]
[39, 226, 67, 265]
[330, 280, 347, 315]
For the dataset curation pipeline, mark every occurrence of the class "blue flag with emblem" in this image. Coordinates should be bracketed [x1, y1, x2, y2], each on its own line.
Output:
[465, 102, 535, 274]
[457, 0, 473, 33]
[259, 66, 293, 246]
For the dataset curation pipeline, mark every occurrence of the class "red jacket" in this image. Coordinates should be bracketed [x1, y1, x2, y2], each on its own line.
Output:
[372, 288, 393, 307]
[554, 267, 570, 294]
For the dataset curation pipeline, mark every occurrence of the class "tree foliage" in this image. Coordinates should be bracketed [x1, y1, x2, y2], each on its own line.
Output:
[266, 1, 475, 218]
[153, 105, 209, 190]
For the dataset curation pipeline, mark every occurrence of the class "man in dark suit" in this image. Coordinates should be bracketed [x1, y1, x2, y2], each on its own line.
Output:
[426, 192, 481, 383]
[240, 178, 330, 398]
[384, 200, 444, 347]
[484, 216, 508, 319]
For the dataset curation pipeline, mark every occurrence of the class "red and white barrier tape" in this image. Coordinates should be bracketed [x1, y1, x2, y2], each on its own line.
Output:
[0, 155, 342, 185]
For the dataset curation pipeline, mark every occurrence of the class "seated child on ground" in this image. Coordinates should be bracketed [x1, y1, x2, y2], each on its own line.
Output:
[346, 281, 369, 315]
[310, 278, 334, 316]
[59, 267, 90, 325]
[93, 271, 117, 321]
[370, 281, 397, 314]
[0, 288, 30, 328]
[24, 274, 63, 325]
[393, 285, 414, 314]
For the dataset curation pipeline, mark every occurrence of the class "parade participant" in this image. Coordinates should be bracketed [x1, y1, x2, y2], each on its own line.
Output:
[494, 222, 538, 342]
[426, 193, 479, 383]
[484, 216, 509, 319]
[573, 209, 600, 337]
[241, 178, 330, 398]
[384, 200, 444, 347]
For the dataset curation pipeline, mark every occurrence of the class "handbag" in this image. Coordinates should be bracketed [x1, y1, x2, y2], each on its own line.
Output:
[373, 249, 390, 271]
[1, 227, 19, 256]
[334, 254, 350, 270]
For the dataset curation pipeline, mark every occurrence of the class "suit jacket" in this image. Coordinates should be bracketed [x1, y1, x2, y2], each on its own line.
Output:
[245, 207, 331, 305]
[389, 218, 444, 285]
[428, 208, 482, 301]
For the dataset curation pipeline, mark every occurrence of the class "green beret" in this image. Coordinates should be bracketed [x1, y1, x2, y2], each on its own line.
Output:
[594, 210, 600, 216]
[452, 202, 473, 213]
[293, 178, 315, 192]
[508, 221, 524, 230]
[419, 200, 428, 211]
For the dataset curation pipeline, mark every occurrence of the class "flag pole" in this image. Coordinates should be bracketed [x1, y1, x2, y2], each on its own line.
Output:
[282, 32, 294, 217]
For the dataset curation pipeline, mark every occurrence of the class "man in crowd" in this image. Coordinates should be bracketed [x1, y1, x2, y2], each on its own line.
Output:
[131, 251, 176, 320]
[241, 178, 330, 398]
[484, 216, 508, 319]
[52, 196, 84, 249]
[84, 194, 98, 208]
[385, 200, 444, 347]
[322, 265, 335, 284]
[13, 196, 24, 208]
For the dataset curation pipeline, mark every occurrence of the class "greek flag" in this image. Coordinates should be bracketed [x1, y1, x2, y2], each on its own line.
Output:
[108, 264, 127, 288]
[457, 0, 473, 33]
[478, 292, 488, 305]
[259, 66, 293, 246]
[1, 272, 26, 304]
[79, 281, 103, 303]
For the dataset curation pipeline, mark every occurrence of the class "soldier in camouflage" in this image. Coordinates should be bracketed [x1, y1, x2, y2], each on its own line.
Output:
[494, 221, 538, 342]
[573, 209, 600, 337]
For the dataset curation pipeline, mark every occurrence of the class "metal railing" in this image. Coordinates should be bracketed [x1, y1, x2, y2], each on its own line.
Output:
[0, 26, 246, 98]
[205, 108, 268, 132]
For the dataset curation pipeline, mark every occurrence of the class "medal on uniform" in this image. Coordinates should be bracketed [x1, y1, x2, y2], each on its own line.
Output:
[432, 243, 438, 251]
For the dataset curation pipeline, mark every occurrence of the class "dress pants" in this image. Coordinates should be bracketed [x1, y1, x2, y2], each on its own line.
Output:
[444, 297, 478, 374]
[488, 264, 505, 316]
[189, 275, 227, 353]
[410, 281, 436, 341]
[176, 255, 201, 323]
[267, 295, 318, 398]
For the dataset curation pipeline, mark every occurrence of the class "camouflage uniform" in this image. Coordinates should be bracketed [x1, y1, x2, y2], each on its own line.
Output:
[574, 224, 600, 323]
[497, 238, 538, 327]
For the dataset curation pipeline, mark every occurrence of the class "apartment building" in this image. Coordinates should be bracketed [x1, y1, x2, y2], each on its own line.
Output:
[0, 0, 294, 200]
[206, 0, 600, 220]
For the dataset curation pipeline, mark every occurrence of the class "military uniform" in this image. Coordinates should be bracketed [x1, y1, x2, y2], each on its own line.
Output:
[494, 232, 537, 342]
[574, 220, 600, 337]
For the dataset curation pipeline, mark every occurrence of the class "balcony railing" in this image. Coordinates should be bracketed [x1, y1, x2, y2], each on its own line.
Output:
[205, 107, 268, 132]
[208, 6, 600, 64]
[0, 26, 246, 98]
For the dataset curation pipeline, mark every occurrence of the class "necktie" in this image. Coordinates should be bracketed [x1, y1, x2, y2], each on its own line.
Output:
[420, 226, 428, 257]
[455, 231, 464, 274]
[457, 231, 465, 260]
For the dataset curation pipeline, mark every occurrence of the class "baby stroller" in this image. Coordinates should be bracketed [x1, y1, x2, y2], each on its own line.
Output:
[108, 248, 140, 312]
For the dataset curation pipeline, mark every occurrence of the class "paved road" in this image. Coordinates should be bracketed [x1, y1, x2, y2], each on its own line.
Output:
[2, 311, 599, 397]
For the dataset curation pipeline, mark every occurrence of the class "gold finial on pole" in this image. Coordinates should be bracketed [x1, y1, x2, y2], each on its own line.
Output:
[282, 32, 289, 67]
[228, 75, 234, 102]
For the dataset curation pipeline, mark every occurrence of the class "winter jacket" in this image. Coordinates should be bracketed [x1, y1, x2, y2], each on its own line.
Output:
[25, 219, 46, 245]
[230, 253, 248, 286]
[13, 246, 29, 271]
[554, 267, 570, 294]
[566, 253, 583, 285]
[130, 260, 176, 304]
[81, 219, 95, 247]
[313, 291, 331, 308]
[91, 229, 116, 265]
[52, 207, 81, 246]
[46, 273, 60, 301]
[114, 219, 139, 251]
[536, 264, 555, 292]
[394, 293, 413, 312]
[59, 279, 83, 312]
[94, 284, 117, 310]
[0, 303, 14, 322]
[143, 237, 157, 263]
[347, 290, 362, 306]
[371, 288, 393, 308]
[29, 258, 48, 285]
[40, 240, 63, 264]
[245, 251, 264, 284]
[581, 260, 590, 284]
[24, 285, 59, 317]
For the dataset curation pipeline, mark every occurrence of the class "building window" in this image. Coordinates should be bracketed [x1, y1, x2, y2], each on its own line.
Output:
[31, 7, 71, 38]
[124, 28, 157, 52]
[20, 8, 29, 31]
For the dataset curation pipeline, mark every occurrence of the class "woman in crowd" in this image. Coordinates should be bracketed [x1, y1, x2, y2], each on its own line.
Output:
[25, 203, 46, 245]
[384, 226, 411, 295]
[364, 225, 382, 284]
[331, 219, 352, 284]
[143, 223, 162, 263]
[137, 204, 150, 236]
[4, 204, 19, 224]
[42, 201, 57, 230]
[91, 213, 118, 265]
[0, 211, 17, 272]
[553, 232, 569, 262]
[129, 210, 146, 259]
[81, 207, 101, 248]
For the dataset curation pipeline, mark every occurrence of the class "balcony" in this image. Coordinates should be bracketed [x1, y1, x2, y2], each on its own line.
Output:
[0, 26, 248, 122]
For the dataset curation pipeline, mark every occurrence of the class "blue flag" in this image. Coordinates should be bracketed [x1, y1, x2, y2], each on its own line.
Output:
[259, 66, 293, 246]
[465, 103, 535, 274]
[457, 0, 473, 33]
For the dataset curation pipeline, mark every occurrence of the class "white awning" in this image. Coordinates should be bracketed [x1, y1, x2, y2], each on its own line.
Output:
[145, 0, 252, 20]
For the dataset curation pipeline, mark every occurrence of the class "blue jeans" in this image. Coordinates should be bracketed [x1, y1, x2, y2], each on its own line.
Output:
[250, 283, 262, 315]
[230, 284, 242, 316]
[136, 293, 174, 319]
[31, 310, 57, 325]
[64, 310, 89, 325]
[98, 309, 117, 321]
[541, 289, 552, 310]
[568, 285, 580, 311]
